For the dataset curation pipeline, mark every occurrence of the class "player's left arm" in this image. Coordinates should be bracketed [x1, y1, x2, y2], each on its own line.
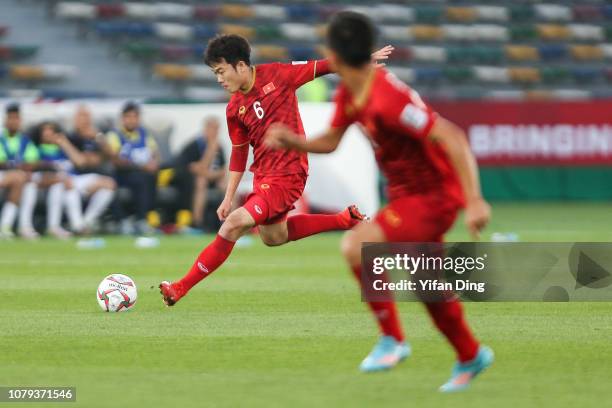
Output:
[429, 118, 491, 240]
[286, 45, 394, 88]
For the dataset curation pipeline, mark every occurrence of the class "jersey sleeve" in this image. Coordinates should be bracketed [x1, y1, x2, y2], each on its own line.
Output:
[330, 86, 355, 129]
[380, 76, 438, 140]
[279, 59, 332, 89]
[226, 106, 249, 172]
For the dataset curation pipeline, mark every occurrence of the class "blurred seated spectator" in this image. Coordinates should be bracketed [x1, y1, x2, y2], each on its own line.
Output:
[172, 116, 226, 231]
[106, 102, 159, 235]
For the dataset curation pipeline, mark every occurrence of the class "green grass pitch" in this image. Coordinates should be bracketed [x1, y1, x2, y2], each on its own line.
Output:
[2, 203, 612, 407]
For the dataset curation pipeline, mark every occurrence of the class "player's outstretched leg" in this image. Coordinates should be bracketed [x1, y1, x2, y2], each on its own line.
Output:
[424, 300, 493, 391]
[341, 222, 410, 372]
[286, 205, 367, 242]
[159, 207, 255, 306]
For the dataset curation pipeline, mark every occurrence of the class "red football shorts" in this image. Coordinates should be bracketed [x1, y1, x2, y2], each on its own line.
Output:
[242, 173, 307, 225]
[374, 194, 461, 242]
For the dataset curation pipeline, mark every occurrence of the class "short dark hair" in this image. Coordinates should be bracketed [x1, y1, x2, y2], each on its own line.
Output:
[204, 34, 251, 68]
[327, 11, 376, 67]
[122, 101, 140, 115]
[29, 121, 61, 146]
[5, 102, 20, 115]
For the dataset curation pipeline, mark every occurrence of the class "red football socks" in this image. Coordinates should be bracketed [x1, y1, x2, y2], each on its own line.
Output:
[287, 210, 355, 241]
[350, 265, 405, 342]
[425, 300, 480, 362]
[178, 235, 236, 292]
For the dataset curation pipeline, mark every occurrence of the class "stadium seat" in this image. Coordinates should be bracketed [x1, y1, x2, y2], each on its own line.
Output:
[192, 5, 219, 21]
[475, 6, 509, 22]
[571, 67, 602, 83]
[0, 65, 7, 79]
[188, 65, 216, 81]
[602, 44, 612, 60]
[601, 5, 612, 20]
[161, 45, 193, 62]
[193, 25, 217, 40]
[540, 66, 570, 83]
[570, 45, 604, 61]
[537, 24, 571, 40]
[10, 64, 44, 80]
[95, 22, 154, 37]
[415, 6, 443, 23]
[280, 23, 319, 41]
[410, 46, 446, 62]
[10, 64, 76, 81]
[184, 87, 229, 102]
[286, 4, 317, 21]
[605, 67, 612, 82]
[55, 2, 96, 19]
[510, 25, 538, 41]
[157, 3, 193, 20]
[388, 67, 414, 83]
[569, 24, 603, 41]
[535, 4, 572, 22]
[509, 5, 535, 21]
[473, 46, 504, 64]
[442, 25, 475, 41]
[0, 26, 7, 38]
[121, 42, 160, 60]
[538, 44, 568, 61]
[254, 45, 289, 61]
[509, 67, 541, 84]
[220, 5, 254, 20]
[444, 67, 473, 83]
[386, 46, 412, 62]
[552, 89, 592, 99]
[288, 45, 316, 61]
[96, 4, 125, 19]
[446, 7, 477, 23]
[446, 46, 472, 63]
[605, 25, 612, 40]
[381, 26, 412, 42]
[0, 45, 38, 61]
[124, 3, 157, 20]
[411, 25, 443, 41]
[505, 45, 539, 62]
[153, 64, 191, 81]
[474, 24, 509, 41]
[416, 68, 443, 83]
[220, 24, 255, 40]
[473, 66, 510, 83]
[154, 23, 193, 42]
[376, 4, 415, 23]
[572, 5, 602, 21]
[256, 25, 283, 41]
[253, 5, 287, 21]
[345, 6, 381, 22]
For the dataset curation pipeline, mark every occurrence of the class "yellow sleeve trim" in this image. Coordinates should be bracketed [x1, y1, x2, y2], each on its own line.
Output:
[313, 60, 317, 80]
[232, 141, 249, 147]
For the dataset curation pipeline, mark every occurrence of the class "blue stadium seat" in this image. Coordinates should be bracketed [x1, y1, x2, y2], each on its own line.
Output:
[538, 44, 567, 60]
[571, 66, 602, 82]
[286, 5, 317, 21]
[193, 25, 217, 39]
[603, 5, 612, 20]
[415, 67, 443, 83]
[191, 44, 206, 58]
[288, 45, 317, 61]
[0, 65, 7, 79]
[95, 22, 153, 37]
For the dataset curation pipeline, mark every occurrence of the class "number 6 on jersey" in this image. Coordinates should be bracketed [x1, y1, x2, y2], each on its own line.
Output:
[253, 101, 265, 119]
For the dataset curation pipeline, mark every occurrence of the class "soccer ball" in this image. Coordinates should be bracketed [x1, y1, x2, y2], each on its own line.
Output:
[96, 274, 137, 312]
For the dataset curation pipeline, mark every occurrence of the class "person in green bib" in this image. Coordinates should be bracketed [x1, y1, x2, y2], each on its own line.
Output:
[0, 103, 41, 239]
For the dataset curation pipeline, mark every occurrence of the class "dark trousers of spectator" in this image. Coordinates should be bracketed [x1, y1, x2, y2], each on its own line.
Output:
[172, 167, 196, 212]
[113, 169, 157, 221]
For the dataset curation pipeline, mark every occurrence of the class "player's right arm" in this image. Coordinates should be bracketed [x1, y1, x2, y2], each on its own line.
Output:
[218, 106, 249, 221]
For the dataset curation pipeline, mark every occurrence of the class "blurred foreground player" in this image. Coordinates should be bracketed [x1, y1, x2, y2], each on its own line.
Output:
[265, 12, 493, 392]
[159, 35, 393, 305]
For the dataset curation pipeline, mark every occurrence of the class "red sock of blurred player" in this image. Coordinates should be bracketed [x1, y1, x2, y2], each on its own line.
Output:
[425, 300, 479, 362]
[350, 265, 405, 342]
[178, 235, 236, 292]
[287, 210, 357, 241]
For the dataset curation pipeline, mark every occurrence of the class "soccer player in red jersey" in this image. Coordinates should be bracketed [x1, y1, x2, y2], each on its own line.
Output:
[159, 35, 393, 306]
[265, 12, 493, 392]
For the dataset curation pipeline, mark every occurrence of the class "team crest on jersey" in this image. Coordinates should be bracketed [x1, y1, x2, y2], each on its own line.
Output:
[263, 82, 276, 95]
[260, 183, 270, 190]
[238, 106, 246, 116]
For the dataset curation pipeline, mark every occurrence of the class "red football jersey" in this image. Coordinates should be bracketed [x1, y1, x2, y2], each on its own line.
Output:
[331, 68, 464, 206]
[227, 59, 331, 176]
